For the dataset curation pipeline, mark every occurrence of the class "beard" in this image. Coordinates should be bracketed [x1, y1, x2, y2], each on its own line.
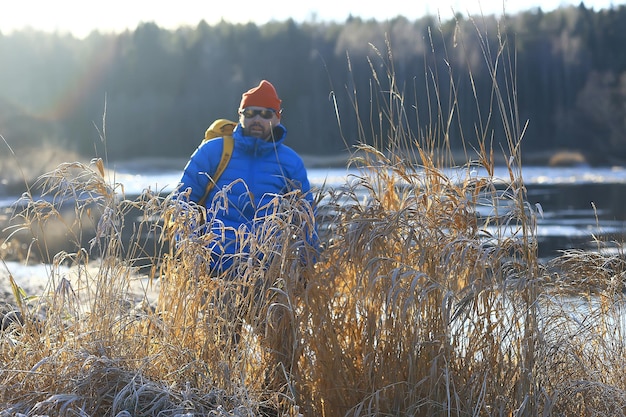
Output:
[245, 122, 269, 139]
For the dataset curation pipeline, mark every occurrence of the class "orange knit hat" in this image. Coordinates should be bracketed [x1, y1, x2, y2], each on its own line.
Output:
[239, 80, 282, 113]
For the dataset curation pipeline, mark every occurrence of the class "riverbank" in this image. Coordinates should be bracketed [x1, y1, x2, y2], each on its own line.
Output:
[3, 144, 626, 416]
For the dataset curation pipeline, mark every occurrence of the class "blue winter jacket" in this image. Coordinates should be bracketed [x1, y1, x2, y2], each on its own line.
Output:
[177, 123, 317, 271]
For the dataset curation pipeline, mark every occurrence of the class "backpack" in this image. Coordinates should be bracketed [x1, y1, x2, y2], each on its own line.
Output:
[165, 119, 235, 240]
[197, 119, 236, 207]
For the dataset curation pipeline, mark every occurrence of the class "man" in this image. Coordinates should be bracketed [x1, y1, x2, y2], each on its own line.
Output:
[176, 80, 317, 273]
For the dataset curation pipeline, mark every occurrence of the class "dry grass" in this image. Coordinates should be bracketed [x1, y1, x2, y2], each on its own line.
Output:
[2, 16, 626, 417]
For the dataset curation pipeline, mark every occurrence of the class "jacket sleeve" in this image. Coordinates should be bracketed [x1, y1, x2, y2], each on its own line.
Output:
[177, 139, 220, 203]
[285, 152, 321, 257]
[283, 151, 313, 202]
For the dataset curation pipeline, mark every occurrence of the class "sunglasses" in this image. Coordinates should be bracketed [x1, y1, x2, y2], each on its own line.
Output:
[240, 108, 276, 119]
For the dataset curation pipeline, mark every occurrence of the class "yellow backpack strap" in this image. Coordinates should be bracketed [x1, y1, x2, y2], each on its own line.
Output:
[198, 121, 235, 207]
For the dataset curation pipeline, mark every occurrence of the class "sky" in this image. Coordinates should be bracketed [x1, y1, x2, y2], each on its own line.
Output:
[0, 0, 623, 39]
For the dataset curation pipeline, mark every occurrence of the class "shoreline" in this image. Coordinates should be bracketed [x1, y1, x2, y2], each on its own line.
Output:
[1, 148, 617, 197]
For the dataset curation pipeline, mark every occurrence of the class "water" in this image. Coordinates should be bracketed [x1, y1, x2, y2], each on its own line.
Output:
[2, 164, 626, 262]
[89, 164, 626, 259]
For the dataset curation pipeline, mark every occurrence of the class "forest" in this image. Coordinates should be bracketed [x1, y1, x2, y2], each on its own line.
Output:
[1, 3, 626, 166]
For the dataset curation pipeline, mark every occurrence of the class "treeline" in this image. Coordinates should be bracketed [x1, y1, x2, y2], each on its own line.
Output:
[1, 4, 626, 165]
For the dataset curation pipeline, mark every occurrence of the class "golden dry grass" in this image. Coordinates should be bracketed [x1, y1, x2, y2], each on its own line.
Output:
[2, 17, 626, 417]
